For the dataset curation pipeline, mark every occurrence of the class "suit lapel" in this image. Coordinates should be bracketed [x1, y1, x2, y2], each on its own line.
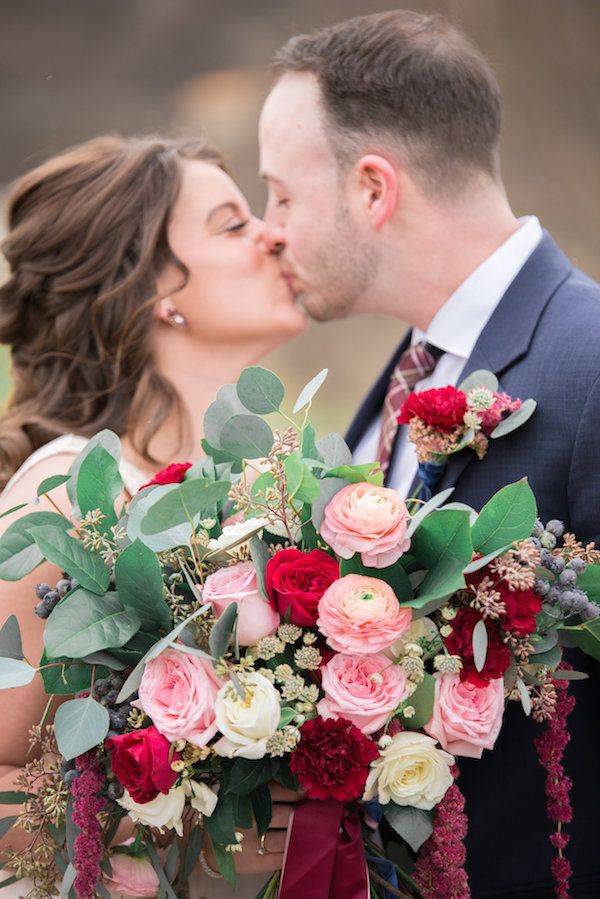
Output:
[437, 232, 572, 492]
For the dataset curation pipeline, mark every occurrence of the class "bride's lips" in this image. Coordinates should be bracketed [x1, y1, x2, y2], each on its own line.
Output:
[281, 270, 301, 297]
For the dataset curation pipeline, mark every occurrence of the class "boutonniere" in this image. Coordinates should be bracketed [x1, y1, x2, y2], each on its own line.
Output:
[398, 370, 536, 500]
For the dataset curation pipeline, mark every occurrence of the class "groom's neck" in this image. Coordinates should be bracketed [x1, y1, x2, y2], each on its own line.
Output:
[367, 179, 519, 330]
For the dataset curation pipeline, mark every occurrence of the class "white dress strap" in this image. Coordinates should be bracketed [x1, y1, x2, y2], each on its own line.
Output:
[2, 434, 148, 498]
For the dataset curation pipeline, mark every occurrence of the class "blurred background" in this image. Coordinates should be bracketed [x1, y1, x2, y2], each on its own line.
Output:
[0, 0, 598, 434]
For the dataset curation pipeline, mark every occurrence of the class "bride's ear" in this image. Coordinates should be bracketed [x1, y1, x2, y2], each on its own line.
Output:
[356, 154, 399, 229]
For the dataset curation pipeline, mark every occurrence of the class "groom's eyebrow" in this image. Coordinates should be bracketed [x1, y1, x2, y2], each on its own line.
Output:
[206, 201, 241, 225]
[260, 172, 285, 187]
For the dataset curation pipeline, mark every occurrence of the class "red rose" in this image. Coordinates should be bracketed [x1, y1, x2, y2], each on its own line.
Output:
[290, 716, 379, 801]
[466, 567, 541, 637]
[106, 726, 180, 803]
[139, 462, 192, 491]
[444, 607, 510, 687]
[266, 548, 340, 627]
[398, 385, 468, 433]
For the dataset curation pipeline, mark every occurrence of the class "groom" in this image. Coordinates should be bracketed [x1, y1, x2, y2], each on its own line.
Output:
[259, 10, 600, 898]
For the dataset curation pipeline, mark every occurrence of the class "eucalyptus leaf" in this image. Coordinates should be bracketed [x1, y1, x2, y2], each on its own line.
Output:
[0, 511, 71, 582]
[515, 676, 531, 716]
[37, 474, 70, 497]
[209, 603, 238, 658]
[574, 563, 600, 605]
[316, 433, 352, 469]
[60, 864, 76, 899]
[383, 803, 434, 853]
[0, 791, 30, 804]
[405, 488, 455, 540]
[227, 756, 280, 796]
[324, 462, 384, 486]
[54, 697, 110, 760]
[292, 368, 328, 414]
[311, 477, 347, 531]
[340, 555, 413, 603]
[203, 384, 249, 449]
[396, 672, 436, 729]
[463, 545, 511, 573]
[491, 398, 537, 439]
[203, 790, 238, 848]
[301, 423, 321, 462]
[410, 558, 466, 610]
[530, 644, 561, 669]
[249, 536, 270, 600]
[115, 539, 171, 632]
[31, 525, 109, 594]
[471, 478, 537, 555]
[442, 502, 479, 525]
[127, 484, 194, 551]
[0, 615, 23, 660]
[559, 617, 600, 662]
[139, 479, 229, 536]
[529, 630, 559, 655]
[251, 784, 273, 838]
[44, 589, 141, 658]
[237, 366, 284, 414]
[67, 430, 121, 517]
[0, 657, 36, 689]
[0, 816, 18, 839]
[219, 415, 274, 460]
[458, 369, 499, 393]
[76, 445, 123, 532]
[0, 502, 29, 520]
[472, 619, 488, 672]
[40, 650, 109, 695]
[552, 669, 589, 681]
[144, 839, 178, 899]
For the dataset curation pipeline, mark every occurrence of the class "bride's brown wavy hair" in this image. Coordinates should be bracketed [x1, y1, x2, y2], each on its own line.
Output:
[0, 135, 224, 489]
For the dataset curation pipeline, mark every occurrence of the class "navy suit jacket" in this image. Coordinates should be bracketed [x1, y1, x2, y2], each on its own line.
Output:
[346, 234, 600, 897]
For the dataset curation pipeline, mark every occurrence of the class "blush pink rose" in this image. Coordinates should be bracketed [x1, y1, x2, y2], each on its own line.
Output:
[203, 561, 279, 646]
[104, 844, 159, 897]
[320, 482, 411, 569]
[138, 647, 221, 747]
[424, 672, 505, 759]
[318, 652, 410, 734]
[317, 574, 412, 653]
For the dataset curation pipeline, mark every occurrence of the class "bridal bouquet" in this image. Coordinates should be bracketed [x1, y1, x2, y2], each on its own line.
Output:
[0, 366, 598, 899]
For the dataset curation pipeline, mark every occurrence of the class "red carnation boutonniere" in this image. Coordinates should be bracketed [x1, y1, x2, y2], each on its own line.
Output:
[398, 370, 536, 499]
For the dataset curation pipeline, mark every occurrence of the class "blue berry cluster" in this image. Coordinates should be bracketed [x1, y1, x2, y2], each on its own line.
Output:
[531, 519, 598, 619]
[34, 575, 73, 618]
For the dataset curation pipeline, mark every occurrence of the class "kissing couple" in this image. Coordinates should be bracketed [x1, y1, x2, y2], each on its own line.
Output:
[0, 9, 598, 899]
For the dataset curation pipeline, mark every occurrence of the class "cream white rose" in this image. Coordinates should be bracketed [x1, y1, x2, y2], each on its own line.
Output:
[387, 618, 439, 659]
[363, 732, 454, 810]
[117, 785, 186, 835]
[213, 672, 280, 760]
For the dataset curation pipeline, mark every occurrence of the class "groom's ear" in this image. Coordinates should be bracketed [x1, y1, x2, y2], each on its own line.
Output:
[355, 154, 399, 229]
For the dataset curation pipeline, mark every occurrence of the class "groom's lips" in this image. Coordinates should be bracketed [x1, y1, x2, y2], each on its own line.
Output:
[282, 271, 301, 297]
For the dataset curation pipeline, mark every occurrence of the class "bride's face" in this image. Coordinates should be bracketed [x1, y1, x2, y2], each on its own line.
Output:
[158, 159, 306, 343]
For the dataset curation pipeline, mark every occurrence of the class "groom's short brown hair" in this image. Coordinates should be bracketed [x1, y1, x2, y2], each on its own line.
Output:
[273, 10, 502, 194]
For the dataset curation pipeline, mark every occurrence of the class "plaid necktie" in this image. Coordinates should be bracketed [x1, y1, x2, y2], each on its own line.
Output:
[376, 341, 443, 480]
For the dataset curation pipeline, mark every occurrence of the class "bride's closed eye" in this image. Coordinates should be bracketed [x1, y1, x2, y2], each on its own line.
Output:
[225, 219, 249, 233]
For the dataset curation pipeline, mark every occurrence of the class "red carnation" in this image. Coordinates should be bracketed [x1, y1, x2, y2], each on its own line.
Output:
[444, 607, 510, 687]
[466, 567, 541, 637]
[106, 726, 180, 803]
[290, 716, 379, 801]
[266, 548, 340, 627]
[139, 462, 192, 491]
[398, 385, 468, 433]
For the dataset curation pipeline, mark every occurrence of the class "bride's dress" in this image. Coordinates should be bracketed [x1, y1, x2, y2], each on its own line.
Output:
[1, 436, 270, 899]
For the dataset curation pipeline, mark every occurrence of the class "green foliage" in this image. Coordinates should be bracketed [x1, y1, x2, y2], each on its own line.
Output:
[219, 414, 275, 459]
[575, 563, 600, 605]
[127, 484, 195, 552]
[66, 430, 121, 517]
[0, 614, 23, 659]
[251, 783, 272, 837]
[236, 366, 284, 414]
[311, 477, 347, 530]
[383, 803, 434, 853]
[204, 384, 249, 448]
[316, 433, 352, 469]
[292, 368, 328, 414]
[560, 617, 600, 661]
[54, 697, 110, 760]
[472, 618, 488, 671]
[227, 756, 280, 796]
[0, 657, 36, 689]
[76, 445, 123, 532]
[209, 602, 237, 658]
[340, 555, 413, 602]
[491, 398, 537, 439]
[31, 525, 110, 594]
[324, 462, 384, 486]
[249, 536, 270, 600]
[471, 478, 537, 554]
[0, 511, 71, 581]
[458, 369, 499, 393]
[37, 474, 71, 497]
[405, 489, 455, 540]
[115, 539, 171, 632]
[44, 588, 141, 658]
[39, 650, 108, 695]
[284, 452, 320, 504]
[139, 479, 229, 536]
[410, 509, 472, 607]
[396, 672, 436, 729]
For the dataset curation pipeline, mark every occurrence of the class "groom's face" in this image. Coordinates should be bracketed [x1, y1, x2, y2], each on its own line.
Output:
[259, 73, 377, 321]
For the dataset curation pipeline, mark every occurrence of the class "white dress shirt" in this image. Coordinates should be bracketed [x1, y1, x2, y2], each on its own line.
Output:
[352, 216, 544, 498]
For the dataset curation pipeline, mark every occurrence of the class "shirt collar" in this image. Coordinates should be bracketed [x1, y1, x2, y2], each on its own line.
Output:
[413, 215, 543, 358]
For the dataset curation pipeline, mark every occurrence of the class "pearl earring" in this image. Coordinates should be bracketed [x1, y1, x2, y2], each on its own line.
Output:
[166, 308, 187, 328]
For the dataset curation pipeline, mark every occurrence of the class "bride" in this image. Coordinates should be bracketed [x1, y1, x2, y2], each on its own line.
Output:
[0, 135, 307, 897]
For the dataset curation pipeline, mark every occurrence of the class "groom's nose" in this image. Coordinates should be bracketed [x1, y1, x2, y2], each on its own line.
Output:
[261, 220, 287, 256]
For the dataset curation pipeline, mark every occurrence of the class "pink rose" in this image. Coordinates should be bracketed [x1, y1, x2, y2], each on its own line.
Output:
[318, 652, 410, 734]
[424, 673, 505, 759]
[138, 647, 221, 747]
[104, 844, 159, 897]
[317, 574, 412, 653]
[203, 561, 279, 646]
[320, 482, 411, 569]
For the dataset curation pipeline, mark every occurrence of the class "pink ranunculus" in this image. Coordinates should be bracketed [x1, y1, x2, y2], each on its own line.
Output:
[320, 482, 411, 569]
[203, 561, 279, 646]
[424, 672, 505, 759]
[318, 652, 410, 734]
[104, 844, 159, 897]
[137, 647, 221, 747]
[317, 574, 412, 654]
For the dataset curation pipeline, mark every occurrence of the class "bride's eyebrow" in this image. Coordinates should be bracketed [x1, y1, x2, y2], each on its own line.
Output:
[205, 201, 244, 225]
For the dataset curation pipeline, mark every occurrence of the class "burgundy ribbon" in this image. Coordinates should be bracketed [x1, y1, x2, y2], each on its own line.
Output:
[278, 799, 369, 899]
